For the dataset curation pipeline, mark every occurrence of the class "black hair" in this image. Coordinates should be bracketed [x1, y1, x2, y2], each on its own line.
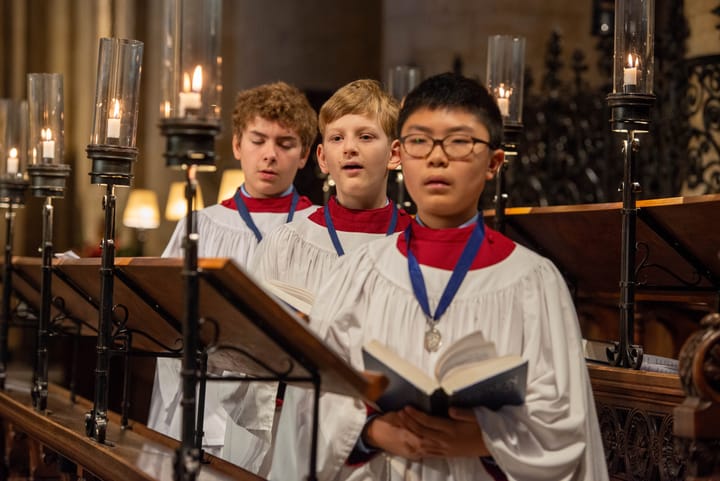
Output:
[397, 73, 503, 149]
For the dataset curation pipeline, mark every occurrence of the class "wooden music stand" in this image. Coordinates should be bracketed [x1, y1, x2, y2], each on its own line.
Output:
[49, 256, 387, 480]
[486, 194, 720, 306]
[9, 256, 96, 336]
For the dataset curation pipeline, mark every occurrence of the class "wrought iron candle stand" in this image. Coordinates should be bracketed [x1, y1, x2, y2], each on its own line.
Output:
[495, 123, 522, 233]
[486, 35, 526, 233]
[83, 37, 144, 444]
[26, 73, 70, 412]
[0, 98, 30, 389]
[0, 178, 29, 389]
[386, 65, 422, 212]
[605, 0, 655, 369]
[159, 117, 219, 481]
[158, 1, 222, 477]
[606, 93, 654, 369]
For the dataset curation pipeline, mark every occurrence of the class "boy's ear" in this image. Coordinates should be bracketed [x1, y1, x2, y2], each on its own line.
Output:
[316, 143, 329, 174]
[389, 139, 402, 170]
[232, 134, 242, 161]
[485, 149, 505, 180]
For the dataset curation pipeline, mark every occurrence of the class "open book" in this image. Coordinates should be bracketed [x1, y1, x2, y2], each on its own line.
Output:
[362, 331, 528, 417]
[261, 279, 314, 316]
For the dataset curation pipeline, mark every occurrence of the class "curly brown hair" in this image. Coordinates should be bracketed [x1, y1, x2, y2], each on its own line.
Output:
[232, 82, 318, 156]
[319, 79, 398, 139]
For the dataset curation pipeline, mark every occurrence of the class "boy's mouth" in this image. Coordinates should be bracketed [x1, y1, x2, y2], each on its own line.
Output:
[258, 169, 278, 178]
[425, 176, 450, 187]
[341, 162, 363, 171]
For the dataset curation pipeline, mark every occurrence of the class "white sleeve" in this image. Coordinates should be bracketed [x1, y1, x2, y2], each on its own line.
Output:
[475, 260, 608, 481]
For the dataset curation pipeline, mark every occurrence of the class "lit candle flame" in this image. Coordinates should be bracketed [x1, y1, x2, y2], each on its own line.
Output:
[41, 128, 52, 141]
[9, 148, 17, 158]
[627, 53, 639, 68]
[498, 84, 512, 99]
[111, 98, 121, 119]
[191, 65, 203, 92]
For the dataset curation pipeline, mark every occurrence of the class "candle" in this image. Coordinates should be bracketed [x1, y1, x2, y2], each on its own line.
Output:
[41, 128, 55, 161]
[6, 147, 18, 175]
[496, 85, 511, 117]
[497, 97, 509, 117]
[178, 65, 203, 117]
[623, 53, 639, 89]
[107, 98, 121, 141]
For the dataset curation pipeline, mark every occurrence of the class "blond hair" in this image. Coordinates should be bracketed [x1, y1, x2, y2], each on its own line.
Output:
[232, 82, 317, 155]
[319, 79, 398, 139]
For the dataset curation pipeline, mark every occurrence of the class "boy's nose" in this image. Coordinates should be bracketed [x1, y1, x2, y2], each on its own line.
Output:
[343, 138, 359, 156]
[262, 143, 278, 161]
[426, 143, 449, 166]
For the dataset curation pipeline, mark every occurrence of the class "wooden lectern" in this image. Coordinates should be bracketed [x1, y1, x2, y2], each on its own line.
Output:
[0, 255, 388, 480]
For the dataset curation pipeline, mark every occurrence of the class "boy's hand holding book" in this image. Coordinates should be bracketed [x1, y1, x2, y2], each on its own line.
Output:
[363, 406, 490, 459]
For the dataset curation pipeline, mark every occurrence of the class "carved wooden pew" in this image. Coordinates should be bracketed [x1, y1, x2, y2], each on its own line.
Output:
[674, 313, 720, 481]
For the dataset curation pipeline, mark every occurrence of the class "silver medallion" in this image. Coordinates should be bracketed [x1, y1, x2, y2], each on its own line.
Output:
[424, 327, 442, 353]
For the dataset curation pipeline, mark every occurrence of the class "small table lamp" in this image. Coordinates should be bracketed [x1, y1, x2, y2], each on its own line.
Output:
[122, 188, 160, 256]
[217, 168, 244, 202]
[165, 181, 204, 222]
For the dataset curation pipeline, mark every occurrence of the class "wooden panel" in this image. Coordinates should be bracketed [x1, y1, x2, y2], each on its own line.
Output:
[9, 257, 96, 336]
[588, 364, 686, 481]
[51, 257, 183, 353]
[485, 193, 720, 304]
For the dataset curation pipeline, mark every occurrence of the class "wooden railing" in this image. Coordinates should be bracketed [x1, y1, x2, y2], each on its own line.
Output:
[0, 377, 263, 481]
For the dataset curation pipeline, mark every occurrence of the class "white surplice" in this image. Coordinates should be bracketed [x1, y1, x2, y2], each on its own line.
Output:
[271, 223, 609, 481]
[147, 193, 314, 474]
[222, 198, 411, 473]
[252, 198, 411, 295]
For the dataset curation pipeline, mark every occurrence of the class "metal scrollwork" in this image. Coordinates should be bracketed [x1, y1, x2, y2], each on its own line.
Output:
[199, 317, 295, 379]
[635, 241, 704, 288]
[684, 56, 720, 195]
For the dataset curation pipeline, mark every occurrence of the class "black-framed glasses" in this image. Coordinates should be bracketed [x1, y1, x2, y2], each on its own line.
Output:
[399, 134, 494, 160]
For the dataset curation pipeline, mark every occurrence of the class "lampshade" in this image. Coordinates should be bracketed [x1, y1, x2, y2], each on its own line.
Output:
[217, 169, 245, 202]
[160, 0, 222, 121]
[165, 181, 204, 221]
[386, 65, 422, 102]
[123, 189, 160, 229]
[486, 35, 526, 124]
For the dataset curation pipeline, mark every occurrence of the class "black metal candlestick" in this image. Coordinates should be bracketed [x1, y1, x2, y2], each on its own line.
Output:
[606, 92, 654, 369]
[0, 178, 29, 389]
[84, 144, 137, 443]
[160, 117, 219, 481]
[27, 163, 71, 411]
[494, 122, 522, 233]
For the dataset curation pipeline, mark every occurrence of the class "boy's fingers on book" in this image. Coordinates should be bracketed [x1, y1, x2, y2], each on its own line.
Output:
[448, 407, 477, 422]
[400, 408, 454, 436]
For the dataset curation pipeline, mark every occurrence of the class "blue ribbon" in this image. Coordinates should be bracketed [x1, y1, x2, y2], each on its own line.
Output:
[233, 188, 300, 243]
[405, 216, 485, 322]
[325, 200, 399, 257]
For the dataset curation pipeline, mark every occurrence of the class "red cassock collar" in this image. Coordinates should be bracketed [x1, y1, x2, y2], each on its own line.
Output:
[396, 220, 515, 270]
[220, 189, 313, 213]
[308, 196, 412, 234]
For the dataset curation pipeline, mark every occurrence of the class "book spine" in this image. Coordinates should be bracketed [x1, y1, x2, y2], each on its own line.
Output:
[429, 390, 449, 417]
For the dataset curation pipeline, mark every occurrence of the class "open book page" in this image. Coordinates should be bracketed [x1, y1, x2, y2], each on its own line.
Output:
[434, 331, 497, 380]
[261, 279, 314, 315]
[363, 340, 438, 395]
[440, 354, 526, 394]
